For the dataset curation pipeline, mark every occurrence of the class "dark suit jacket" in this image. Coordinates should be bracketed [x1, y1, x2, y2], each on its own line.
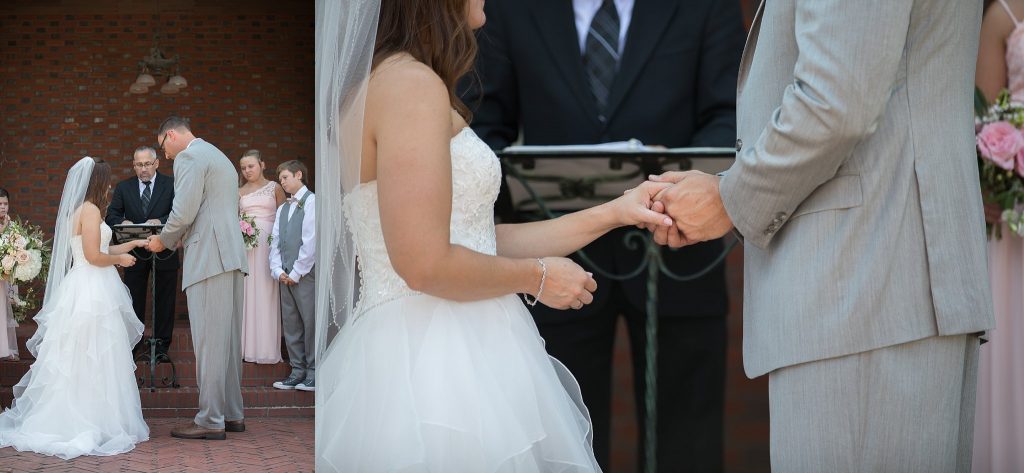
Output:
[464, 0, 746, 316]
[106, 171, 180, 271]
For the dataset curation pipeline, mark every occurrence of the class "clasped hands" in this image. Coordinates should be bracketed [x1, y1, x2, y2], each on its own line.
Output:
[620, 170, 734, 248]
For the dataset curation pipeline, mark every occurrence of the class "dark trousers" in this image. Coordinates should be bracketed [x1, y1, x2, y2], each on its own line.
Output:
[529, 232, 727, 473]
[124, 261, 177, 351]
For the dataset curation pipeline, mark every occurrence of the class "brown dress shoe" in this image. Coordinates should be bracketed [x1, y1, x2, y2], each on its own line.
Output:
[225, 420, 246, 432]
[170, 422, 226, 440]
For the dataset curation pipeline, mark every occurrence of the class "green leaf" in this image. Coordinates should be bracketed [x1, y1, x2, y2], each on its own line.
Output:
[975, 87, 990, 116]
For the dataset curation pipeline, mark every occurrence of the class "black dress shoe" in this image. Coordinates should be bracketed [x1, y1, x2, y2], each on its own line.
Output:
[225, 420, 245, 432]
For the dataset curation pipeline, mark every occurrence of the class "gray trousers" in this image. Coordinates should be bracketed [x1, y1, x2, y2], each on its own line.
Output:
[769, 334, 981, 473]
[280, 271, 315, 381]
[185, 270, 244, 429]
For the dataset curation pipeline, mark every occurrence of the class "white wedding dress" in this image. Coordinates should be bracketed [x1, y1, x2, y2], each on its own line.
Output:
[317, 128, 601, 472]
[0, 222, 149, 460]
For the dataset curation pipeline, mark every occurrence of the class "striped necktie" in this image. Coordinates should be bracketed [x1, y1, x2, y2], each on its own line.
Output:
[141, 181, 152, 215]
[584, 0, 620, 120]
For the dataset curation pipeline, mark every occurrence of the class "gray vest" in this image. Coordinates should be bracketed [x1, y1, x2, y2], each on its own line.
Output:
[278, 191, 312, 272]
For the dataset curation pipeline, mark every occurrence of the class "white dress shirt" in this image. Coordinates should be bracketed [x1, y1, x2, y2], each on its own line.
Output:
[573, 0, 634, 55]
[268, 186, 317, 282]
[137, 176, 156, 197]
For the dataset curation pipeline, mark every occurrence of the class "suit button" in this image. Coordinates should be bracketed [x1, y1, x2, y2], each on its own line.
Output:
[735, 139, 743, 152]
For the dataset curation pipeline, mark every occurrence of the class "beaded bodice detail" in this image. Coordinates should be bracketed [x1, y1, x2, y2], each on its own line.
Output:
[71, 222, 112, 267]
[343, 128, 502, 316]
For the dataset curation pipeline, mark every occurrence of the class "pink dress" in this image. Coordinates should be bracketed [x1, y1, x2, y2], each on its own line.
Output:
[974, 2, 1024, 471]
[240, 181, 283, 364]
[1, 281, 18, 360]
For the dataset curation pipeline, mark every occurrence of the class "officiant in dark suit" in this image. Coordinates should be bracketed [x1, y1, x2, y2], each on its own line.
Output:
[463, 0, 745, 470]
[106, 145, 179, 357]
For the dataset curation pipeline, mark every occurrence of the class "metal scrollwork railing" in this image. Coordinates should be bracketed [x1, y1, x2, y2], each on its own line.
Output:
[133, 246, 180, 391]
[499, 147, 738, 473]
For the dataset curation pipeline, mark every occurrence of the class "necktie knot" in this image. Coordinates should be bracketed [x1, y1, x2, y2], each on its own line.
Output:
[142, 181, 151, 185]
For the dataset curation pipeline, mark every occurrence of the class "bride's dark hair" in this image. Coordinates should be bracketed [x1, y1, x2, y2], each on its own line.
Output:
[84, 158, 112, 215]
[372, 0, 478, 121]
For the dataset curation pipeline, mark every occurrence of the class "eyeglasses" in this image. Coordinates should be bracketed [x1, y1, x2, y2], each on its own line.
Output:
[134, 161, 157, 169]
[159, 132, 169, 151]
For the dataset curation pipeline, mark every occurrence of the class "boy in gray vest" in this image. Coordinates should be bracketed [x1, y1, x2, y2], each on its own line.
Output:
[268, 160, 316, 392]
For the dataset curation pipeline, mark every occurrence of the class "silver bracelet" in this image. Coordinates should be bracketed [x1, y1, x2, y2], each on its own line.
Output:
[523, 258, 547, 307]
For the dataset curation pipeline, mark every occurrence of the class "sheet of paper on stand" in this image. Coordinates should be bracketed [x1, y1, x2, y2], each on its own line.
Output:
[501, 141, 734, 214]
[112, 224, 163, 243]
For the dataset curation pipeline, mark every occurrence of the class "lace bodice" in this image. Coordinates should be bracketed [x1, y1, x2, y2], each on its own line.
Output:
[240, 181, 279, 222]
[71, 222, 112, 267]
[999, 0, 1024, 99]
[343, 127, 502, 316]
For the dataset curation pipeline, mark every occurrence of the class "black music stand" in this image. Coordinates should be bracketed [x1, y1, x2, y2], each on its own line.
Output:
[112, 223, 180, 391]
[496, 146, 736, 473]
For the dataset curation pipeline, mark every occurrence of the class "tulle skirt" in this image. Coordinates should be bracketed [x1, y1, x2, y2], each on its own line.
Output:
[0, 264, 149, 460]
[317, 294, 601, 473]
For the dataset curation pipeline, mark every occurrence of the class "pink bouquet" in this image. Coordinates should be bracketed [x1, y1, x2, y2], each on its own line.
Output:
[239, 212, 262, 250]
[976, 90, 1024, 238]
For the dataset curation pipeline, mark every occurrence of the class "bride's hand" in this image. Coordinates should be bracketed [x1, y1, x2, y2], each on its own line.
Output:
[613, 181, 674, 228]
[117, 254, 136, 268]
[534, 257, 597, 310]
[134, 239, 150, 248]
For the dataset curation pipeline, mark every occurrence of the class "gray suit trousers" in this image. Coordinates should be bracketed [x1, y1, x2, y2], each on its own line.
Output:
[281, 272, 315, 381]
[769, 334, 981, 472]
[186, 270, 245, 429]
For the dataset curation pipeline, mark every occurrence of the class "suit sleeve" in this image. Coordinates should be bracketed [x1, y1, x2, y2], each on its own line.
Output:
[462, 1, 520, 150]
[688, 0, 745, 148]
[719, 0, 913, 249]
[105, 182, 127, 227]
[158, 154, 204, 249]
[158, 175, 173, 224]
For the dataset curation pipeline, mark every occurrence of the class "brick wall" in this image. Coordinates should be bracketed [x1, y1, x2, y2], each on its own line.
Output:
[0, 0, 314, 233]
[0, 1, 313, 316]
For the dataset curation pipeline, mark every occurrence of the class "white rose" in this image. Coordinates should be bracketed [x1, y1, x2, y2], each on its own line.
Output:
[12, 235, 27, 250]
[13, 250, 41, 282]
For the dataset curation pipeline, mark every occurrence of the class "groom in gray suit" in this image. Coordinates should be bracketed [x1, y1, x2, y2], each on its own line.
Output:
[646, 0, 995, 470]
[147, 116, 248, 440]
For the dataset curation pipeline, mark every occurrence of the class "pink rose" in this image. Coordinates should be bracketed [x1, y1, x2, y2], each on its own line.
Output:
[240, 221, 254, 236]
[15, 250, 30, 265]
[977, 122, 1024, 171]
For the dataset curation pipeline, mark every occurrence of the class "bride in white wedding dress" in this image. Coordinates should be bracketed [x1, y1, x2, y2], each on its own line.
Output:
[314, 1, 675, 471]
[0, 157, 150, 460]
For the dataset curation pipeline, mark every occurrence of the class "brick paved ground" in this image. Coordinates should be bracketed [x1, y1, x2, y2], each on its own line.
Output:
[0, 417, 313, 473]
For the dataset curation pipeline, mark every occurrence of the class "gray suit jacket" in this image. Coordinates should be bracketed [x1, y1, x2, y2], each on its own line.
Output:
[720, 0, 995, 378]
[159, 138, 248, 289]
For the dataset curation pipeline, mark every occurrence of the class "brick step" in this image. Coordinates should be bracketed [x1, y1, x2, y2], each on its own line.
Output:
[0, 357, 294, 388]
[0, 386, 314, 418]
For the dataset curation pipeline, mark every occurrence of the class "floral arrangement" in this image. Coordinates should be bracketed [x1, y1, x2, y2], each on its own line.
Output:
[0, 219, 50, 322]
[976, 89, 1024, 238]
[239, 212, 263, 250]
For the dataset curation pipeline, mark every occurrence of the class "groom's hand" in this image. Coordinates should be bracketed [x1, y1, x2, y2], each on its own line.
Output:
[146, 235, 166, 253]
[647, 171, 734, 248]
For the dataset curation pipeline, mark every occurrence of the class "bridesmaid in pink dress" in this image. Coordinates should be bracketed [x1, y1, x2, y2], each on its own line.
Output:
[974, 1, 1024, 470]
[238, 150, 286, 364]
[0, 188, 19, 361]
